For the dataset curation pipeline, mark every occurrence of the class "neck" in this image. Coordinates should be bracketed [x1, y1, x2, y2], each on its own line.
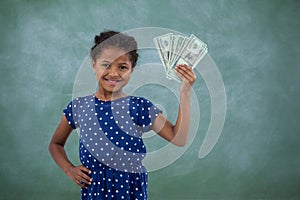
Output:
[94, 89, 127, 101]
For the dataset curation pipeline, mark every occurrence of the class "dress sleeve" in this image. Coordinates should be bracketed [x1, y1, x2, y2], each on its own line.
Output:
[63, 100, 78, 129]
[137, 97, 162, 132]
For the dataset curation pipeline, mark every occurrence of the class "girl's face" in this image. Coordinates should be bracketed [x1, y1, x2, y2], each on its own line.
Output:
[92, 47, 133, 95]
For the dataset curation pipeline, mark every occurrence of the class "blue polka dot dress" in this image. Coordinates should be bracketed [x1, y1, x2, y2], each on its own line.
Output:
[63, 95, 161, 200]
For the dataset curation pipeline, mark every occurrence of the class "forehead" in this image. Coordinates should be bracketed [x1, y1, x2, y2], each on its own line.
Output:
[97, 47, 131, 63]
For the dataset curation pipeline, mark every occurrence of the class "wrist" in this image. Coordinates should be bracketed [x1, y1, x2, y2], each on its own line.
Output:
[180, 89, 191, 97]
[180, 82, 193, 93]
[180, 92, 191, 101]
[64, 164, 74, 175]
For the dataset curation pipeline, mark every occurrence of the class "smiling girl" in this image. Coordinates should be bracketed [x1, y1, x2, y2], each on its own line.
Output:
[49, 30, 196, 200]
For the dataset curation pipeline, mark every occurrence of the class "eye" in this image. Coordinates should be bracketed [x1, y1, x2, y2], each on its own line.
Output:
[119, 65, 129, 71]
[102, 63, 110, 68]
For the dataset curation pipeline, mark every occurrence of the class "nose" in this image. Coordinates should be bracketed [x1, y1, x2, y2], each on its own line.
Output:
[107, 65, 119, 77]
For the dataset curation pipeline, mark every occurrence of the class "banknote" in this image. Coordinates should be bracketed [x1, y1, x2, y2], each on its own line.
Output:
[153, 33, 172, 72]
[174, 34, 208, 68]
[153, 33, 208, 82]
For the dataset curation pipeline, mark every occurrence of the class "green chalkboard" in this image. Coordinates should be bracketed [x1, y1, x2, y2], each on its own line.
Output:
[1, 0, 300, 199]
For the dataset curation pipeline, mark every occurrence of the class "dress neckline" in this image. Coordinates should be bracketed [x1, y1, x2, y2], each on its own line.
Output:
[93, 94, 130, 103]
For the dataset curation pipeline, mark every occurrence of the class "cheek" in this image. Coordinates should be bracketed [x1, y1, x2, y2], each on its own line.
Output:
[122, 71, 132, 80]
[94, 67, 106, 75]
[94, 71, 105, 82]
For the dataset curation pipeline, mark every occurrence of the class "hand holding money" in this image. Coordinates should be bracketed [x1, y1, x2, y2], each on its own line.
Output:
[175, 64, 197, 92]
[153, 33, 208, 82]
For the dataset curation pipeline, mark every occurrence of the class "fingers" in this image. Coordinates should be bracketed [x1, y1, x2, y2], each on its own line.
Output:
[77, 166, 92, 188]
[67, 165, 92, 189]
[79, 165, 92, 177]
[75, 179, 88, 189]
[175, 64, 197, 85]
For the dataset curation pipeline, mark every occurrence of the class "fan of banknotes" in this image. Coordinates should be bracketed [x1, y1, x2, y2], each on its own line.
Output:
[153, 33, 208, 82]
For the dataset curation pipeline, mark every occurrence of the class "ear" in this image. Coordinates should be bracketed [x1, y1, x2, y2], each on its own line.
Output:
[92, 60, 96, 74]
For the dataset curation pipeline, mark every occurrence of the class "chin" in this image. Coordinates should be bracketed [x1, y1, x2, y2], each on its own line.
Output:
[100, 82, 125, 94]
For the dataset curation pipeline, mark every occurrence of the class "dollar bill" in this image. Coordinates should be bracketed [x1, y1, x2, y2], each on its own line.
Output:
[153, 33, 208, 82]
[173, 34, 207, 69]
[153, 37, 168, 74]
[153, 33, 172, 71]
[169, 35, 187, 68]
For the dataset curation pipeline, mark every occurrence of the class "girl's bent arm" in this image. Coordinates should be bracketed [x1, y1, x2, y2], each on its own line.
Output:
[48, 115, 74, 174]
[151, 92, 191, 146]
[151, 64, 196, 147]
[48, 115, 92, 188]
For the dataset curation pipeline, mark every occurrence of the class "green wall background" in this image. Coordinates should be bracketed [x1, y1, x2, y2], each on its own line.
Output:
[1, 0, 299, 199]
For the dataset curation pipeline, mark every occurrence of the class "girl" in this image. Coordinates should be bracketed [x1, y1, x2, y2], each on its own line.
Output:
[49, 30, 196, 200]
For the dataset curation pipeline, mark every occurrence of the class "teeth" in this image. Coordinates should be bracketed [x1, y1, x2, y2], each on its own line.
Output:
[104, 78, 120, 83]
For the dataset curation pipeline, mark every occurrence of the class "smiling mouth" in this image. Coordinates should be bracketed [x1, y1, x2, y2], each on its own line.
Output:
[104, 78, 121, 86]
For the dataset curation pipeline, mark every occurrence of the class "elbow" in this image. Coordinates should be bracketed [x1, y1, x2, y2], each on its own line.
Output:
[170, 130, 188, 147]
[48, 140, 60, 155]
[172, 139, 187, 147]
[48, 142, 54, 155]
[174, 142, 187, 147]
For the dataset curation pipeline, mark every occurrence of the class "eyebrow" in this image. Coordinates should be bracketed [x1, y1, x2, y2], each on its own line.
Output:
[99, 60, 130, 66]
[117, 62, 130, 65]
[100, 60, 111, 63]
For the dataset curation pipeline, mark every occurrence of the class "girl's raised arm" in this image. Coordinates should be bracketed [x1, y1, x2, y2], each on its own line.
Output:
[151, 64, 196, 146]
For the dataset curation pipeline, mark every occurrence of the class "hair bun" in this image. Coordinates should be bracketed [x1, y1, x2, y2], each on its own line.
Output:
[94, 31, 118, 45]
[94, 35, 101, 45]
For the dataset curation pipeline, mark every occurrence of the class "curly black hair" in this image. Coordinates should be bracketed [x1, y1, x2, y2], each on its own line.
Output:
[90, 30, 139, 68]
